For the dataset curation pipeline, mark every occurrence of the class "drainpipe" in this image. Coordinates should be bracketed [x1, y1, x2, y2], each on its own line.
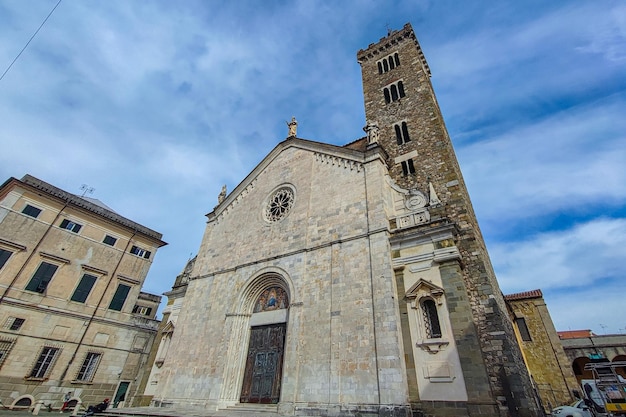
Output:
[58, 229, 137, 381]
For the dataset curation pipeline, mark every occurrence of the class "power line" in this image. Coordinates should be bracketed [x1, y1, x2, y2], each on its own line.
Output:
[0, 0, 63, 83]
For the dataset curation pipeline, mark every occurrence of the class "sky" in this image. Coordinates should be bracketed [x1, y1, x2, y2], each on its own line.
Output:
[0, 1, 624, 334]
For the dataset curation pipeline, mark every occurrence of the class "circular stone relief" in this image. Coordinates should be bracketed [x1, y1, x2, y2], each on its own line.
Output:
[264, 186, 295, 222]
[405, 192, 427, 210]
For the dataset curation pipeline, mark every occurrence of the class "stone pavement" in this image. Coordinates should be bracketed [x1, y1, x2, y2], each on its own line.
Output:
[102, 405, 282, 417]
[0, 405, 284, 417]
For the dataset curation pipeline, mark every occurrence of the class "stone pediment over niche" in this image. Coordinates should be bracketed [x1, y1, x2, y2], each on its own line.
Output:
[405, 279, 444, 307]
[161, 321, 175, 335]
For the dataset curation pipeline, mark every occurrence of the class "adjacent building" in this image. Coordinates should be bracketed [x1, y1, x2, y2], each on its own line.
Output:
[557, 330, 626, 383]
[145, 24, 541, 417]
[505, 290, 578, 412]
[0, 175, 166, 410]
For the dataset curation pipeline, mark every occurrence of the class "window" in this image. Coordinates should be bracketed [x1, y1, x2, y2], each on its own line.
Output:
[0, 249, 12, 270]
[9, 318, 25, 331]
[22, 204, 42, 218]
[421, 299, 442, 338]
[130, 245, 151, 259]
[132, 305, 153, 316]
[515, 317, 532, 341]
[401, 159, 416, 176]
[0, 340, 15, 369]
[394, 122, 411, 145]
[377, 53, 400, 74]
[264, 187, 295, 222]
[108, 284, 131, 311]
[70, 274, 98, 303]
[383, 81, 406, 104]
[75, 352, 101, 382]
[25, 262, 58, 293]
[29, 347, 59, 379]
[4, 317, 25, 331]
[60, 219, 82, 233]
[103, 235, 117, 246]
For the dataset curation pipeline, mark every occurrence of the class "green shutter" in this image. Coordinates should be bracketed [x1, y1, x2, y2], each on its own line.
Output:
[0, 249, 12, 270]
[25, 262, 58, 293]
[71, 274, 97, 303]
[108, 284, 131, 311]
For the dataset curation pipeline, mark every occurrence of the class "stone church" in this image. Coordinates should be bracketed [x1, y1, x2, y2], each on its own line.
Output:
[146, 24, 541, 417]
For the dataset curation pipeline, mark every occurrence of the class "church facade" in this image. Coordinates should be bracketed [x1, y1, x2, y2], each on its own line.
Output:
[146, 24, 541, 417]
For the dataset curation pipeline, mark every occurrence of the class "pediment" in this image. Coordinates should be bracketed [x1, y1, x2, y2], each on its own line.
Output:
[405, 279, 444, 302]
[161, 321, 175, 335]
[207, 137, 386, 222]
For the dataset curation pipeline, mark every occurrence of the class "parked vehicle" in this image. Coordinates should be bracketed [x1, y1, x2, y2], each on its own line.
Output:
[551, 399, 594, 417]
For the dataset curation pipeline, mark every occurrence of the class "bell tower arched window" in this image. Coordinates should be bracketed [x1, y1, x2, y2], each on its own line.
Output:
[383, 80, 406, 104]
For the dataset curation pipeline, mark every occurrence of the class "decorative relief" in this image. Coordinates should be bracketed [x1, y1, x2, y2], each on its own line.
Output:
[396, 209, 430, 229]
[254, 286, 289, 313]
[405, 191, 427, 210]
[315, 153, 362, 172]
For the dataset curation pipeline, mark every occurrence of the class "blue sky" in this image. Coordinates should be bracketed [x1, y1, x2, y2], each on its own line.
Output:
[0, 1, 624, 334]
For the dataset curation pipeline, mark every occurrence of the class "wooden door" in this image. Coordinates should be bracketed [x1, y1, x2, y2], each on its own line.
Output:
[240, 324, 286, 404]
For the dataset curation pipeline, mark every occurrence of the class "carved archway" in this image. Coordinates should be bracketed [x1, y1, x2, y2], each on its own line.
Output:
[218, 268, 294, 408]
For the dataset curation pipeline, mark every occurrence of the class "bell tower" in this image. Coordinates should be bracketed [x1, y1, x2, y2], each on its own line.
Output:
[358, 24, 542, 417]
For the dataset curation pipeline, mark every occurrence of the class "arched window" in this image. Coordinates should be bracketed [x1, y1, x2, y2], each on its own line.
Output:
[377, 62, 383, 74]
[398, 81, 405, 98]
[401, 122, 410, 143]
[388, 56, 395, 70]
[394, 122, 411, 145]
[383, 60, 389, 73]
[401, 159, 415, 176]
[384, 88, 391, 104]
[383, 80, 406, 104]
[421, 299, 442, 338]
[391, 84, 399, 102]
[394, 125, 402, 145]
[394, 53, 400, 67]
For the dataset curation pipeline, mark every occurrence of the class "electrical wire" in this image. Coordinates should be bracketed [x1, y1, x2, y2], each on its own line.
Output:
[0, 0, 63, 82]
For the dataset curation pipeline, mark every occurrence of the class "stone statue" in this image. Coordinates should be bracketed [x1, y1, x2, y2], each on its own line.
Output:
[287, 116, 298, 137]
[363, 120, 379, 145]
[218, 185, 227, 204]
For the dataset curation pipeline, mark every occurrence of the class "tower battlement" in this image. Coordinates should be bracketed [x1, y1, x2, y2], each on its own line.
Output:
[357, 23, 430, 76]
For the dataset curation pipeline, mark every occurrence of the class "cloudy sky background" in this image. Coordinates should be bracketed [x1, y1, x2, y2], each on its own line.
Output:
[1, 1, 624, 333]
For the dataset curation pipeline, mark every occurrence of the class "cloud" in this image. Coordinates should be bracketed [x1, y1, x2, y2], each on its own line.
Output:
[493, 217, 626, 292]
[459, 94, 626, 235]
[0, 1, 624, 336]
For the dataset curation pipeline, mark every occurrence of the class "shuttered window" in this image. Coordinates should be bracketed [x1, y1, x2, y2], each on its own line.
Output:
[71, 274, 98, 303]
[0, 249, 12, 270]
[108, 284, 131, 311]
[25, 262, 58, 293]
[22, 204, 42, 218]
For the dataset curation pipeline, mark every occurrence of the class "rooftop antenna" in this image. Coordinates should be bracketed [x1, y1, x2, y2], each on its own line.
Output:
[385, 23, 392, 36]
[599, 323, 607, 334]
[80, 184, 95, 197]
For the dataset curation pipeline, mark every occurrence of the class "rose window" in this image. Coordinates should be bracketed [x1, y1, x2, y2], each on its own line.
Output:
[265, 187, 294, 222]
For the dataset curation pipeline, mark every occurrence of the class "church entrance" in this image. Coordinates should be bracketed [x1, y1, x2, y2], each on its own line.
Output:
[240, 323, 286, 404]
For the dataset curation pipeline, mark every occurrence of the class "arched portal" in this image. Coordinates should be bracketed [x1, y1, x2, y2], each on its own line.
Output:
[218, 269, 293, 407]
[572, 357, 593, 382]
[240, 286, 290, 404]
[613, 355, 626, 379]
